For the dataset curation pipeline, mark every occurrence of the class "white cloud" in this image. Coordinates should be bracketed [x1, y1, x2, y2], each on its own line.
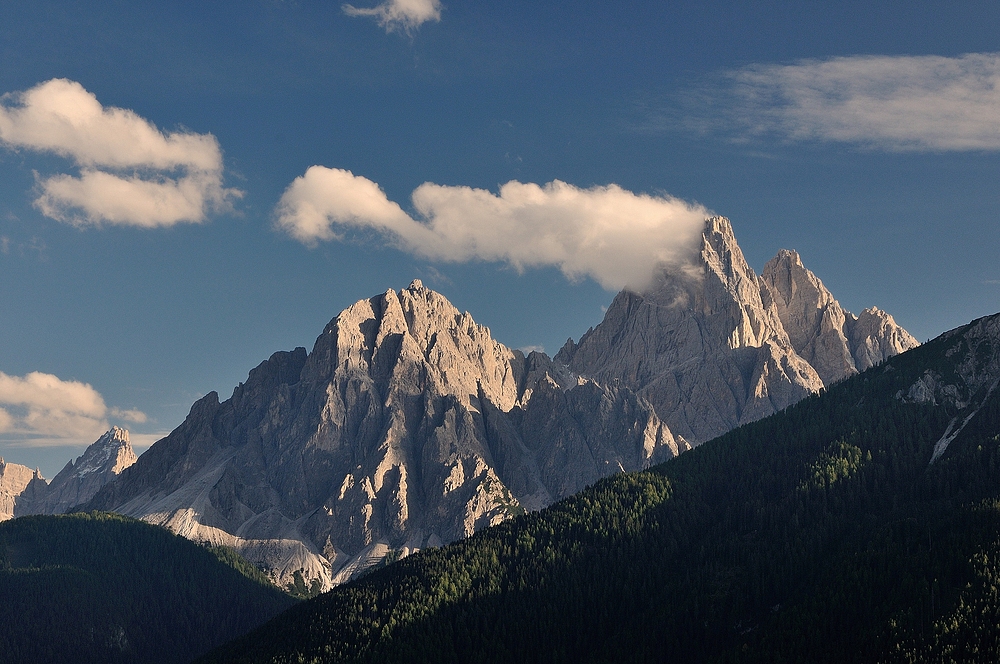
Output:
[343, 0, 442, 32]
[35, 169, 232, 228]
[0, 78, 241, 227]
[0, 371, 147, 447]
[276, 167, 709, 291]
[715, 52, 1000, 151]
[110, 407, 148, 424]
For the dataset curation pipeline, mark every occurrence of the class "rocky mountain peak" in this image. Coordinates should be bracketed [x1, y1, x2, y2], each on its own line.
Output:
[12, 427, 137, 517]
[72, 426, 136, 476]
[760, 249, 853, 385]
[701, 215, 739, 259]
[561, 216, 915, 444]
[85, 282, 687, 591]
[761, 249, 830, 310]
[304, 281, 523, 414]
[851, 307, 920, 373]
[759, 249, 919, 385]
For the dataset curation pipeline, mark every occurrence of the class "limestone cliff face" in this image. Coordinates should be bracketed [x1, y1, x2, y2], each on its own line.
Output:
[760, 249, 918, 385]
[86, 281, 686, 590]
[557, 217, 917, 444]
[0, 459, 41, 521]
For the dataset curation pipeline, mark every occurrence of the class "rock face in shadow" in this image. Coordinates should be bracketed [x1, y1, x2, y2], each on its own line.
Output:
[85, 281, 686, 591]
[896, 313, 1000, 462]
[556, 217, 917, 444]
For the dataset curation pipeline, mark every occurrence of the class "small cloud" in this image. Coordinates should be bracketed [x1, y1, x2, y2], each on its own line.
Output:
[655, 52, 1000, 152]
[0, 78, 241, 227]
[25, 236, 47, 260]
[0, 370, 145, 447]
[110, 407, 148, 424]
[419, 265, 452, 286]
[0, 236, 8, 254]
[518, 345, 545, 355]
[984, 280, 1000, 285]
[342, 0, 442, 33]
[275, 167, 709, 292]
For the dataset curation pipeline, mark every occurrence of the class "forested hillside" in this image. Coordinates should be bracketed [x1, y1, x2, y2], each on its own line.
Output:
[202, 313, 1000, 663]
[0, 512, 296, 664]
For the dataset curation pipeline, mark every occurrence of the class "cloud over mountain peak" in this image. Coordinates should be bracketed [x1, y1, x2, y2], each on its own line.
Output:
[276, 167, 709, 292]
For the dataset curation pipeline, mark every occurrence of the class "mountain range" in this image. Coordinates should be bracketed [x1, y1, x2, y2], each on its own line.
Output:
[81, 280, 686, 591]
[4, 217, 916, 593]
[200, 310, 1000, 664]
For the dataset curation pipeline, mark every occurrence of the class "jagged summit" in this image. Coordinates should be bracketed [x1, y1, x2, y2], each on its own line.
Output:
[11, 427, 137, 517]
[61, 426, 135, 477]
[760, 248, 919, 385]
[84, 282, 686, 591]
[557, 216, 917, 443]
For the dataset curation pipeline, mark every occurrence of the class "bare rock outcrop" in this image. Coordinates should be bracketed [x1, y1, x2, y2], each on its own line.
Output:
[557, 217, 823, 443]
[895, 313, 1000, 462]
[850, 306, 920, 373]
[15, 427, 137, 516]
[557, 217, 917, 444]
[760, 249, 918, 385]
[0, 459, 41, 522]
[85, 281, 687, 590]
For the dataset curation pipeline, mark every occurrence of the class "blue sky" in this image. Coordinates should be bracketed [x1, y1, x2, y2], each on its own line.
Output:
[1, 1, 998, 477]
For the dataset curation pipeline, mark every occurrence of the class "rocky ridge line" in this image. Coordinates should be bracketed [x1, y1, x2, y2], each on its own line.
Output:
[760, 249, 918, 385]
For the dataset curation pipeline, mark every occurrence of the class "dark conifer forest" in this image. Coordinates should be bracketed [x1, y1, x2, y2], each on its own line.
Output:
[200, 315, 1000, 663]
[0, 512, 296, 664]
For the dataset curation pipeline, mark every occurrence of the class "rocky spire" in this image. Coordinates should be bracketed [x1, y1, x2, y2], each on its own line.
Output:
[760, 249, 919, 384]
[558, 217, 916, 443]
[13, 427, 137, 517]
[558, 217, 823, 443]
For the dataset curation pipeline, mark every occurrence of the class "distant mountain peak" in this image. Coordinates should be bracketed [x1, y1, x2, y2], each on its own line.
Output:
[773, 247, 803, 264]
[68, 426, 135, 477]
[11, 427, 137, 518]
